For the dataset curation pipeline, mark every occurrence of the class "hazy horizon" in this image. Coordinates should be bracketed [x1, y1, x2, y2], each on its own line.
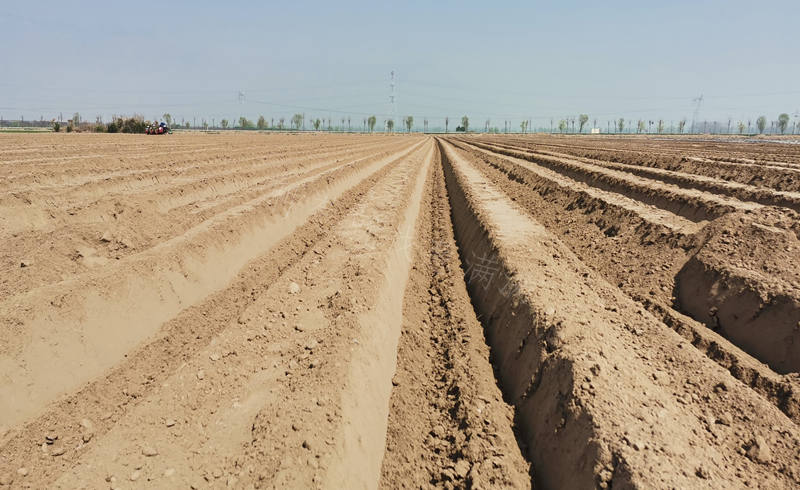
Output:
[2, 1, 799, 129]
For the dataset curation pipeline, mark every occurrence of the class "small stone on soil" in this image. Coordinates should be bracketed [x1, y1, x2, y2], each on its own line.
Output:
[288, 282, 301, 294]
[142, 445, 159, 457]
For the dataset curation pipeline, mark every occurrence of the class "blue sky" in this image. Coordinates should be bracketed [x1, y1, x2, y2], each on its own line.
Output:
[1, 1, 798, 128]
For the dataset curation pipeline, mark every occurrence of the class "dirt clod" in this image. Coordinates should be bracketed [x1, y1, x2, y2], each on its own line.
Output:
[747, 436, 772, 464]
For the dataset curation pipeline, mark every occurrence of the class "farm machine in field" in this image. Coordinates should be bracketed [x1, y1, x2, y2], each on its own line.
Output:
[145, 121, 171, 135]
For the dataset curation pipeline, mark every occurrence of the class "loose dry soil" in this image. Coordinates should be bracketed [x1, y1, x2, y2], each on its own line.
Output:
[1, 132, 799, 489]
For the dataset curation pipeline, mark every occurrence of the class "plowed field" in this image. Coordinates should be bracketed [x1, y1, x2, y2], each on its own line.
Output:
[1, 132, 799, 489]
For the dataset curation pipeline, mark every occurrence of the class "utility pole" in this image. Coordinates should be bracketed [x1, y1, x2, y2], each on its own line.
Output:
[389, 70, 397, 129]
[691, 94, 703, 134]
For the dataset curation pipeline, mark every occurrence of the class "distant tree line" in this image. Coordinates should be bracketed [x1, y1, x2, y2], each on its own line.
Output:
[6, 111, 799, 135]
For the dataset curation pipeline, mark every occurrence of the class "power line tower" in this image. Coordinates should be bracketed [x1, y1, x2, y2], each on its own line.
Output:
[793, 109, 800, 135]
[389, 70, 398, 130]
[691, 94, 703, 134]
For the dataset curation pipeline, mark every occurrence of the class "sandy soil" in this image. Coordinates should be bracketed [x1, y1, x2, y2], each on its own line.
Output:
[1, 132, 799, 489]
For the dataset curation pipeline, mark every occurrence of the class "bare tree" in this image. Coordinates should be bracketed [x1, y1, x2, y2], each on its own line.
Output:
[367, 115, 376, 133]
[257, 115, 267, 130]
[386, 119, 395, 132]
[617, 118, 625, 133]
[220, 119, 229, 129]
[445, 117, 449, 133]
[461, 115, 469, 132]
[678, 119, 686, 134]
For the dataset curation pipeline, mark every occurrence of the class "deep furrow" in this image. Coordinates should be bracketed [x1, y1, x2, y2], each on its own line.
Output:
[449, 139, 702, 237]
[487, 139, 800, 210]
[0, 139, 427, 488]
[446, 138, 800, 424]
[463, 138, 760, 222]
[0, 141, 414, 297]
[379, 146, 531, 488]
[487, 136, 800, 191]
[0, 137, 385, 197]
[3, 133, 799, 490]
[438, 137, 800, 488]
[0, 138, 425, 430]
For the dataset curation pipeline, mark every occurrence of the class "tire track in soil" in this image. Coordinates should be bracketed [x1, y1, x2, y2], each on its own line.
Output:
[379, 146, 531, 489]
[0, 139, 424, 488]
[439, 138, 800, 489]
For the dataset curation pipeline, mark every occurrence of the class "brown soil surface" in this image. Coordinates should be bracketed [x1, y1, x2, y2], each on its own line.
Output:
[1, 132, 799, 489]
